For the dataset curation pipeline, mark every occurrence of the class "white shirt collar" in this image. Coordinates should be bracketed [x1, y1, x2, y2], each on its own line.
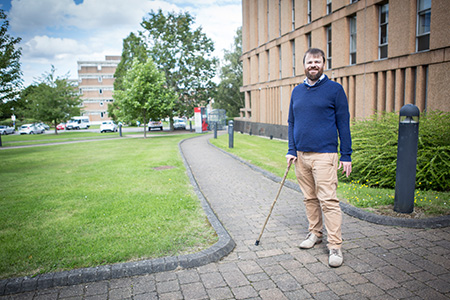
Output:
[303, 74, 326, 87]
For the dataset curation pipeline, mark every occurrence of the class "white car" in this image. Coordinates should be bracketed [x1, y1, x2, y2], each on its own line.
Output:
[100, 121, 118, 133]
[173, 118, 186, 130]
[0, 125, 15, 135]
[66, 117, 90, 130]
[148, 120, 163, 131]
[19, 124, 43, 135]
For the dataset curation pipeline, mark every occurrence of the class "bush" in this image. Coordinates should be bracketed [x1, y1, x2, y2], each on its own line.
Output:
[339, 111, 450, 192]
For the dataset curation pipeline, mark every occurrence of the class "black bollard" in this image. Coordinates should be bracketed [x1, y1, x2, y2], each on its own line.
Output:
[119, 123, 122, 137]
[394, 104, 420, 213]
[213, 122, 217, 139]
[228, 120, 234, 148]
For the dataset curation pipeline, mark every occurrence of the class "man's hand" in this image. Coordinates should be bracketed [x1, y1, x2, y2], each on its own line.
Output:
[338, 161, 352, 177]
[286, 154, 297, 165]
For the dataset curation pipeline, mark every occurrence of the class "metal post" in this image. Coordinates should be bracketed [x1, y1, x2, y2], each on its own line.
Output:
[228, 120, 234, 148]
[213, 122, 218, 139]
[394, 104, 420, 213]
[189, 120, 193, 132]
[119, 123, 122, 137]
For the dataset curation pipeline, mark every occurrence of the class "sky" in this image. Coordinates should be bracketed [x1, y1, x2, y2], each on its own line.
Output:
[0, 0, 242, 87]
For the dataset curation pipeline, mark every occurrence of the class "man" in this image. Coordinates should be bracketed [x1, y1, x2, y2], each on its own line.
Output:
[286, 48, 352, 268]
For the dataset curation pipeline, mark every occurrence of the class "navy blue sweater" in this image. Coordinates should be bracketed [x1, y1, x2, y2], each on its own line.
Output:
[287, 75, 352, 161]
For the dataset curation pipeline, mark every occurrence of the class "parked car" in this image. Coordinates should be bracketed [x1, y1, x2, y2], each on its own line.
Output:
[173, 118, 186, 130]
[148, 120, 163, 131]
[0, 125, 15, 135]
[19, 124, 43, 135]
[34, 123, 46, 133]
[36, 122, 50, 130]
[66, 116, 90, 130]
[100, 121, 118, 133]
[56, 123, 66, 130]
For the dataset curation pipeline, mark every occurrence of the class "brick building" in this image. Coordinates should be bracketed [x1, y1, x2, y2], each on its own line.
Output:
[77, 55, 121, 124]
[238, 0, 449, 137]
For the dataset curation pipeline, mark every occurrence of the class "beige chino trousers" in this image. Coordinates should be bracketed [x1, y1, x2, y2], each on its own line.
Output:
[294, 151, 342, 249]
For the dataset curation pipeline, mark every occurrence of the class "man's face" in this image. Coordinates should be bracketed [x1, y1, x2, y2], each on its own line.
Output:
[304, 53, 325, 82]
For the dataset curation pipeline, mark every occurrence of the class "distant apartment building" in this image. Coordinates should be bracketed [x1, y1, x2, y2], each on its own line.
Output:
[238, 0, 449, 137]
[77, 55, 121, 124]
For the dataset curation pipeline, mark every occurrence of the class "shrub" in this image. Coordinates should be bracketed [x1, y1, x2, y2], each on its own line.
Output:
[339, 111, 450, 192]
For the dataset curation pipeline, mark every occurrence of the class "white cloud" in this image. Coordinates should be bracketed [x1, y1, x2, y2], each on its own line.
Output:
[8, 0, 242, 86]
[23, 35, 90, 59]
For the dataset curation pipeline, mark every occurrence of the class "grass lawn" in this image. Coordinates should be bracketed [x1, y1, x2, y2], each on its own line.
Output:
[210, 133, 450, 217]
[0, 133, 217, 279]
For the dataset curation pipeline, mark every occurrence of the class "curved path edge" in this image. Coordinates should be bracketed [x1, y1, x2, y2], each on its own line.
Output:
[207, 139, 450, 229]
[0, 135, 235, 296]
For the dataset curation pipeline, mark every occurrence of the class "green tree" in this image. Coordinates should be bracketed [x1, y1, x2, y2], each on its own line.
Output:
[140, 9, 217, 121]
[113, 58, 176, 138]
[114, 32, 148, 92]
[215, 27, 244, 117]
[109, 32, 149, 121]
[0, 9, 22, 119]
[24, 66, 81, 134]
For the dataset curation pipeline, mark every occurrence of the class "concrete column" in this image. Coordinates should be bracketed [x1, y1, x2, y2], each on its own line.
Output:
[386, 70, 396, 112]
[404, 67, 415, 105]
[416, 65, 427, 112]
[395, 69, 405, 111]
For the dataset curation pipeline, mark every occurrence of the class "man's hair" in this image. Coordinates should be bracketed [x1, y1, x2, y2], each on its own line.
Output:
[303, 48, 326, 64]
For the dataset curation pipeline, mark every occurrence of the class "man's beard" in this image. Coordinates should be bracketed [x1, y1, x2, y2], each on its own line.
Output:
[306, 68, 323, 82]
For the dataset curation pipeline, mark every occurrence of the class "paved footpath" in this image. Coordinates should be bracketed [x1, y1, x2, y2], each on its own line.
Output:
[2, 133, 450, 299]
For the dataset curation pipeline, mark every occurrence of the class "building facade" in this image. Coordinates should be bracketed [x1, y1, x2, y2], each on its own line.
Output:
[239, 0, 449, 136]
[77, 55, 121, 124]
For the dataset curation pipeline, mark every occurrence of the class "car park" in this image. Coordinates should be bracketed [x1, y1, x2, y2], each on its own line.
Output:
[100, 121, 118, 133]
[19, 124, 42, 135]
[148, 120, 163, 131]
[173, 118, 186, 130]
[0, 125, 15, 135]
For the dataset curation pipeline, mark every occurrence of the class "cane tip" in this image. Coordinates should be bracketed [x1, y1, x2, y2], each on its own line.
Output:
[255, 240, 260, 246]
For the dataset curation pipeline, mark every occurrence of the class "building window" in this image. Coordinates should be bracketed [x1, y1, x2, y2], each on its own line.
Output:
[278, 45, 282, 79]
[327, 0, 332, 15]
[98, 76, 102, 82]
[349, 16, 357, 65]
[291, 40, 295, 76]
[307, 0, 311, 23]
[351, 0, 358, 3]
[279, 0, 281, 36]
[267, 50, 270, 81]
[306, 32, 311, 49]
[379, 3, 389, 59]
[326, 25, 332, 69]
[257, 53, 260, 82]
[292, 0, 295, 31]
[99, 89, 103, 94]
[267, 0, 270, 41]
[417, 0, 431, 52]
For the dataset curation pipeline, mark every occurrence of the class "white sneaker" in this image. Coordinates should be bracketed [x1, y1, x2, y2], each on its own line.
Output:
[329, 248, 343, 267]
[299, 232, 322, 249]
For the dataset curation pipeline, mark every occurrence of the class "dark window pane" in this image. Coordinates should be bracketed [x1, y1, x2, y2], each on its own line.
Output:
[380, 45, 388, 59]
[417, 34, 430, 51]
